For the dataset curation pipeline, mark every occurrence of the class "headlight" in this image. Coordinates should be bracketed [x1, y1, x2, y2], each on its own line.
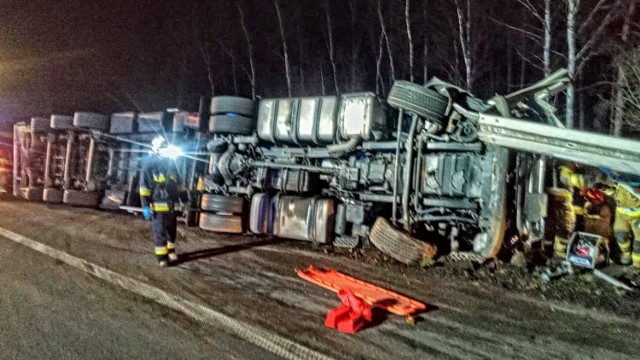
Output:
[159, 145, 183, 159]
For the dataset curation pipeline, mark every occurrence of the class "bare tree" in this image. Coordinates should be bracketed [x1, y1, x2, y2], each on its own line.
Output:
[376, 28, 386, 96]
[323, 0, 340, 94]
[618, 48, 640, 131]
[237, 1, 257, 99]
[612, 0, 638, 135]
[274, 0, 292, 97]
[376, 0, 396, 83]
[405, 0, 414, 82]
[566, 0, 624, 128]
[200, 46, 215, 96]
[423, 0, 429, 82]
[566, 0, 577, 128]
[295, 10, 306, 94]
[454, 0, 473, 91]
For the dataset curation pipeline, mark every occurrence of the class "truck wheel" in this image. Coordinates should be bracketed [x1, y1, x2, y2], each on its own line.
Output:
[198, 213, 243, 233]
[387, 81, 448, 124]
[475, 146, 510, 258]
[73, 112, 110, 131]
[200, 194, 244, 213]
[210, 96, 255, 117]
[209, 115, 255, 135]
[43, 188, 64, 203]
[369, 217, 438, 265]
[63, 190, 101, 208]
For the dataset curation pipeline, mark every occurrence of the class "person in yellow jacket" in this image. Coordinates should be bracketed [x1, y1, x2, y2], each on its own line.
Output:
[560, 165, 640, 268]
[612, 183, 640, 267]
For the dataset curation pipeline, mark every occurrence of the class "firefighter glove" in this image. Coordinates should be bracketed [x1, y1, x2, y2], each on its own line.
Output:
[143, 206, 153, 221]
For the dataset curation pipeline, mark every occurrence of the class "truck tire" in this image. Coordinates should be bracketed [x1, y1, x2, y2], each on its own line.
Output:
[209, 115, 255, 135]
[200, 194, 244, 213]
[370, 217, 438, 265]
[50, 115, 74, 130]
[73, 112, 110, 131]
[198, 213, 243, 233]
[23, 187, 44, 202]
[63, 190, 101, 208]
[210, 96, 255, 117]
[475, 146, 510, 258]
[30, 117, 51, 132]
[387, 81, 448, 124]
[43, 188, 64, 203]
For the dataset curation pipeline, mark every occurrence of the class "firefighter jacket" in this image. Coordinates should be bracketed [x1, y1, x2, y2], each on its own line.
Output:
[615, 184, 640, 217]
[139, 154, 184, 213]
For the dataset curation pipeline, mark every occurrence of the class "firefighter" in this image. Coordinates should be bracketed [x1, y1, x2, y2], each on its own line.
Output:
[553, 164, 613, 258]
[612, 183, 640, 267]
[140, 136, 185, 268]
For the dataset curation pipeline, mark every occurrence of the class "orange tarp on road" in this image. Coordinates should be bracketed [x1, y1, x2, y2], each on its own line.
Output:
[296, 266, 427, 316]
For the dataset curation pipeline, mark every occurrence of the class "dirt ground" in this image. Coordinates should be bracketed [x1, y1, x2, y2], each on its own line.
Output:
[1, 199, 640, 359]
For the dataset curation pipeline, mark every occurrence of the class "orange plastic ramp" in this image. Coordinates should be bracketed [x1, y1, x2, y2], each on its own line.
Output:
[296, 266, 427, 316]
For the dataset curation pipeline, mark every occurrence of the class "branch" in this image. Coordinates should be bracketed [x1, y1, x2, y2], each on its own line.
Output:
[489, 16, 543, 43]
[578, 0, 608, 35]
[515, 0, 543, 22]
[576, 3, 621, 63]
[217, 41, 251, 80]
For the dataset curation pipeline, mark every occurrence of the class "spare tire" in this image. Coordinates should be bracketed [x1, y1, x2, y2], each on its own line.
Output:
[63, 190, 101, 208]
[50, 115, 74, 130]
[370, 217, 438, 265]
[387, 81, 448, 123]
[43, 188, 64, 203]
[209, 115, 255, 135]
[200, 194, 244, 213]
[198, 213, 243, 233]
[210, 96, 255, 117]
[73, 112, 110, 131]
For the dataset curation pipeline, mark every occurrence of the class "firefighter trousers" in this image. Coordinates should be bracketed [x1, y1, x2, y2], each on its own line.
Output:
[613, 213, 640, 267]
[152, 211, 177, 262]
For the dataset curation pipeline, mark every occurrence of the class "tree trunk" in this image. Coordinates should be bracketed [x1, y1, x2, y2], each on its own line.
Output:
[348, 0, 359, 90]
[319, 60, 326, 96]
[613, 64, 625, 136]
[274, 0, 292, 97]
[376, 0, 396, 82]
[566, 0, 577, 128]
[232, 51, 239, 96]
[324, 1, 340, 94]
[237, 1, 256, 99]
[455, 0, 473, 91]
[200, 47, 215, 96]
[405, 0, 414, 82]
[423, 0, 428, 82]
[543, 0, 552, 76]
[296, 11, 306, 94]
[376, 29, 385, 96]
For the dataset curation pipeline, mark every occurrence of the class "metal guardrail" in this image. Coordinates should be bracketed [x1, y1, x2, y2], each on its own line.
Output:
[478, 114, 640, 176]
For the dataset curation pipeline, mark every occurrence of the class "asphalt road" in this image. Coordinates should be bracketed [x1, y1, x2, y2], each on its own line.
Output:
[1, 201, 640, 359]
[0, 239, 279, 360]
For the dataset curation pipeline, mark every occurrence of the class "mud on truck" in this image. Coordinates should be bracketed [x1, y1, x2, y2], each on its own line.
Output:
[13, 69, 640, 265]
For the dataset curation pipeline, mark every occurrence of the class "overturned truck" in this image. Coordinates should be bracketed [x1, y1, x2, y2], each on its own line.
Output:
[196, 69, 640, 264]
[13, 69, 640, 264]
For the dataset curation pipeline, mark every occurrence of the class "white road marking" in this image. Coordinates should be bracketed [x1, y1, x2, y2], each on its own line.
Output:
[0, 226, 333, 360]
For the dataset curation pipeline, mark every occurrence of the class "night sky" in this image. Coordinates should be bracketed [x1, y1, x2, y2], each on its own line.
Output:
[0, 0, 195, 127]
[0, 0, 630, 133]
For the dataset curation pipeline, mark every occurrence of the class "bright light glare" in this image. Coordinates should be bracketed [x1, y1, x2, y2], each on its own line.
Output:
[159, 145, 183, 159]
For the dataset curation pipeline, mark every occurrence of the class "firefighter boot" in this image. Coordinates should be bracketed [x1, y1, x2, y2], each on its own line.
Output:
[613, 215, 632, 265]
[554, 236, 570, 258]
[167, 242, 178, 262]
[631, 219, 640, 268]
